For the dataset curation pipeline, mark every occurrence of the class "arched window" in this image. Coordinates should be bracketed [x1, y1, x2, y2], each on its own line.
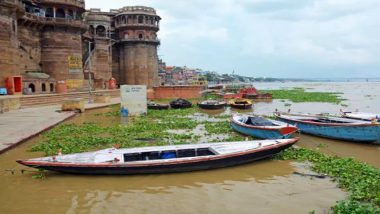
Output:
[50, 83, 54, 92]
[96, 25, 106, 37]
[56, 8, 65, 18]
[45, 8, 54, 18]
[28, 84, 35, 93]
[67, 10, 74, 19]
[42, 83, 46, 92]
[138, 16, 143, 24]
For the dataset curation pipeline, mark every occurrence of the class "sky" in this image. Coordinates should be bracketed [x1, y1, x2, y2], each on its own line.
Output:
[86, 0, 380, 78]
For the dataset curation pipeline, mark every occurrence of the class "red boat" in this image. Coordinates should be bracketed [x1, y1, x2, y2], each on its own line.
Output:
[222, 87, 272, 99]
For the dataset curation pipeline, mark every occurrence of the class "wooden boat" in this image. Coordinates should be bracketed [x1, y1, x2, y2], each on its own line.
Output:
[231, 115, 298, 139]
[16, 139, 299, 175]
[275, 112, 380, 142]
[228, 98, 253, 109]
[170, 98, 192, 109]
[341, 111, 379, 122]
[147, 102, 169, 110]
[208, 84, 223, 90]
[223, 93, 242, 99]
[197, 100, 227, 110]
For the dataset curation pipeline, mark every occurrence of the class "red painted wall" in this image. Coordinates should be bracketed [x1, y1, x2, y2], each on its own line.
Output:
[152, 86, 204, 99]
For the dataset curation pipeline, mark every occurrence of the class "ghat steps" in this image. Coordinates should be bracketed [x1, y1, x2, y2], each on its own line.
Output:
[20, 90, 120, 108]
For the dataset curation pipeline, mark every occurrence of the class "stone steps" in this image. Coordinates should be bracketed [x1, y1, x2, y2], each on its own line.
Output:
[20, 90, 120, 108]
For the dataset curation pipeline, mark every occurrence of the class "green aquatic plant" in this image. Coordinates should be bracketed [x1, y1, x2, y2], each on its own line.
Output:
[31, 169, 46, 180]
[333, 200, 379, 214]
[262, 88, 345, 103]
[32, 107, 234, 155]
[278, 147, 380, 213]
[204, 121, 231, 134]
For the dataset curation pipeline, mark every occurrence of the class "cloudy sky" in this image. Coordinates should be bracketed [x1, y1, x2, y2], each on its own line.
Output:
[87, 0, 380, 78]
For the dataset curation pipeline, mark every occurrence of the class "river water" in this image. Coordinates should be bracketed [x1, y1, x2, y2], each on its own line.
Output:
[1, 82, 380, 214]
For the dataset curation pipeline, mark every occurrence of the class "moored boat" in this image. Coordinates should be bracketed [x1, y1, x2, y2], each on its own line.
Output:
[197, 99, 227, 110]
[275, 112, 380, 142]
[17, 138, 299, 175]
[147, 101, 169, 110]
[170, 98, 192, 109]
[231, 114, 298, 139]
[228, 98, 253, 109]
[341, 111, 379, 122]
[208, 84, 223, 90]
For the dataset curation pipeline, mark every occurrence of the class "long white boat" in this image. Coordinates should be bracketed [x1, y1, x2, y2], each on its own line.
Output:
[341, 111, 379, 122]
[17, 138, 298, 175]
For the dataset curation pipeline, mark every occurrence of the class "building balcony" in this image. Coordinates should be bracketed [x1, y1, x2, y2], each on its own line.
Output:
[21, 13, 87, 30]
[38, 0, 85, 9]
[115, 23, 159, 30]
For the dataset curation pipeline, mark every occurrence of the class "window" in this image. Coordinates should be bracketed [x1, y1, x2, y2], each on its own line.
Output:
[56, 8, 65, 18]
[138, 34, 143, 39]
[41, 83, 46, 92]
[45, 8, 53, 18]
[138, 16, 143, 24]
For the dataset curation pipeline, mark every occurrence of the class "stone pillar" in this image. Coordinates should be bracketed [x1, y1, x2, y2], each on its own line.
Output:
[41, 28, 83, 83]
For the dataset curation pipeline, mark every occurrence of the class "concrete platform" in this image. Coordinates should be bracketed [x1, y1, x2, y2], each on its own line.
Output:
[0, 97, 120, 154]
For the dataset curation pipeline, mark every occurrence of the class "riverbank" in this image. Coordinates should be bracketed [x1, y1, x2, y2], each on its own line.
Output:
[0, 97, 120, 154]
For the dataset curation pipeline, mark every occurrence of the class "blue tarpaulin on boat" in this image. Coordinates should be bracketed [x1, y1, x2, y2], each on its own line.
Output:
[161, 152, 176, 159]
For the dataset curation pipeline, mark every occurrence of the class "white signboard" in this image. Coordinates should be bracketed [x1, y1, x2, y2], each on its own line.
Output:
[120, 85, 147, 116]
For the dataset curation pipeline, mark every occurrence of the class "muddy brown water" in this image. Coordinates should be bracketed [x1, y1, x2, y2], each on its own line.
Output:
[1, 82, 380, 213]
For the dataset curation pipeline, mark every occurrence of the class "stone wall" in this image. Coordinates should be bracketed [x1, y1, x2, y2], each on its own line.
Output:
[40, 27, 84, 87]
[17, 25, 42, 74]
[152, 86, 204, 99]
[0, 97, 20, 113]
[92, 38, 112, 89]
[0, 11, 20, 88]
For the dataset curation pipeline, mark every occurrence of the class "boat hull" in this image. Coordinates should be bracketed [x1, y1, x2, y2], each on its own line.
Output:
[278, 117, 380, 142]
[17, 141, 296, 175]
[170, 104, 192, 109]
[197, 103, 226, 110]
[231, 121, 295, 139]
[230, 104, 252, 109]
[148, 105, 169, 110]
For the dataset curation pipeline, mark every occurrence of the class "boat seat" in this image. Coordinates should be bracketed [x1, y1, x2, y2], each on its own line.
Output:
[197, 148, 215, 156]
[177, 149, 196, 158]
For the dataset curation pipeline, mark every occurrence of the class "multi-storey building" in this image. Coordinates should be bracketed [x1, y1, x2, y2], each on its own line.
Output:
[0, 0, 161, 94]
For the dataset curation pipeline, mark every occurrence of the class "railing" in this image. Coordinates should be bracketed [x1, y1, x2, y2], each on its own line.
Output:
[118, 38, 160, 44]
[119, 6, 156, 14]
[38, 0, 85, 8]
[22, 13, 86, 28]
[115, 23, 159, 29]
